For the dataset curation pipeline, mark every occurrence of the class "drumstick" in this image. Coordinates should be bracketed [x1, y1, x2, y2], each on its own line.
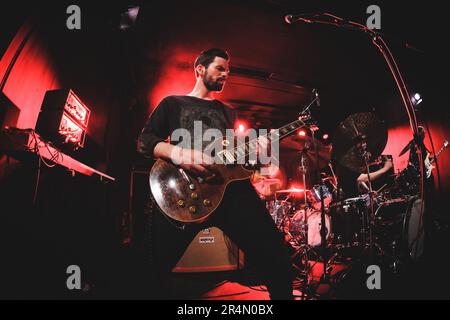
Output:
[376, 183, 388, 193]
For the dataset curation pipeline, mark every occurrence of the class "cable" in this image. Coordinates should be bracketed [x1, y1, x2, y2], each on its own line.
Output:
[202, 291, 251, 299]
[32, 155, 42, 206]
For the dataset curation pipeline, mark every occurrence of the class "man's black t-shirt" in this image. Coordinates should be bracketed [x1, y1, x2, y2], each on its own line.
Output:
[137, 95, 236, 158]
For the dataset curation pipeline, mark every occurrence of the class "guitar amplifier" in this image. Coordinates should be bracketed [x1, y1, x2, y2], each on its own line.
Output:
[173, 227, 244, 273]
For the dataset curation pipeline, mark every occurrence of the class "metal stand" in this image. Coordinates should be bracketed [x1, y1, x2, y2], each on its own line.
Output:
[311, 127, 334, 294]
[355, 133, 386, 264]
[286, 10, 424, 265]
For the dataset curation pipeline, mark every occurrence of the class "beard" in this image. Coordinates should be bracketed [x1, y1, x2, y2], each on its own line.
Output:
[202, 72, 225, 91]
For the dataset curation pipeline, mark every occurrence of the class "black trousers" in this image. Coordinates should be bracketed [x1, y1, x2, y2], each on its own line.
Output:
[144, 179, 293, 299]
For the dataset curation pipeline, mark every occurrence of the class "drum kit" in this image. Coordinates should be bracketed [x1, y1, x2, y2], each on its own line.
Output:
[252, 111, 426, 291]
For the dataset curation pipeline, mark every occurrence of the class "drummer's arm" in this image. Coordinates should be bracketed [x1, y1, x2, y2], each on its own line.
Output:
[357, 159, 393, 184]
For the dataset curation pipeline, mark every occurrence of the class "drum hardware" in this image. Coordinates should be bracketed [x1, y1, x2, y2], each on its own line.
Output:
[272, 99, 345, 299]
[268, 108, 427, 297]
[332, 112, 390, 261]
[285, 12, 430, 297]
[297, 120, 339, 296]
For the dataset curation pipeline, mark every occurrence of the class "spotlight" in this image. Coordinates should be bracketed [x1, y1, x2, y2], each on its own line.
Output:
[412, 92, 423, 106]
[235, 121, 247, 134]
[323, 133, 329, 140]
[119, 6, 140, 30]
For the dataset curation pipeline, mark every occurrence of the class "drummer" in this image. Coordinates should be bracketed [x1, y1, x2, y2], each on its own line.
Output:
[334, 156, 393, 199]
[357, 155, 394, 193]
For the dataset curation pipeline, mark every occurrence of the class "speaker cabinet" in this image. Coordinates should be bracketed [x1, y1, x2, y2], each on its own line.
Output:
[173, 227, 244, 272]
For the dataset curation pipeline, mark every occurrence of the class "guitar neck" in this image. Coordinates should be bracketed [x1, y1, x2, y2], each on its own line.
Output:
[234, 118, 308, 160]
[429, 142, 448, 164]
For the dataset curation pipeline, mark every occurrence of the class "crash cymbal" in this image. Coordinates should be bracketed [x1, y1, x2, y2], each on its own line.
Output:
[280, 135, 331, 170]
[252, 178, 283, 197]
[276, 188, 307, 193]
[332, 112, 388, 173]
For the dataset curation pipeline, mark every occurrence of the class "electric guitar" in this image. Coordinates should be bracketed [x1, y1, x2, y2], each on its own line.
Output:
[149, 115, 313, 224]
[424, 140, 448, 178]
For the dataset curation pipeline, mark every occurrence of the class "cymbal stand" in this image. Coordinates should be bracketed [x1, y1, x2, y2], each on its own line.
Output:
[356, 134, 386, 262]
[300, 126, 337, 299]
[292, 146, 317, 299]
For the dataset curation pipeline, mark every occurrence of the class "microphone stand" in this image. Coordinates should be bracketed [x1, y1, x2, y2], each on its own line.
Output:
[286, 12, 425, 262]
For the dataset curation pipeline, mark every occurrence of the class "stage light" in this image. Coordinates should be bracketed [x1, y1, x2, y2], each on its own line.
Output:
[411, 92, 422, 106]
[323, 133, 329, 140]
[298, 130, 306, 137]
[235, 121, 248, 134]
[119, 6, 140, 30]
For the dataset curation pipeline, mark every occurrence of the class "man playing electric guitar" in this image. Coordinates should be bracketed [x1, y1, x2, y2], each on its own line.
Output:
[137, 48, 293, 299]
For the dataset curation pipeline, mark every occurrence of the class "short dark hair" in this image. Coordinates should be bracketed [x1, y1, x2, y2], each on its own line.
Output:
[194, 48, 229, 71]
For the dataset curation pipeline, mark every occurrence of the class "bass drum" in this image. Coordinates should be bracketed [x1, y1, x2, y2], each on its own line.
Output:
[375, 196, 425, 261]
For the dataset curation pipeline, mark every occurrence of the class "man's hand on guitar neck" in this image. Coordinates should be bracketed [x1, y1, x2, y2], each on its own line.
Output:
[154, 142, 215, 177]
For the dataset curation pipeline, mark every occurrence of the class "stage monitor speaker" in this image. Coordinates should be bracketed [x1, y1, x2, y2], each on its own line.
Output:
[173, 227, 244, 273]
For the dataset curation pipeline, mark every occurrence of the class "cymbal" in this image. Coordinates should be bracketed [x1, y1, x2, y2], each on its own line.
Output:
[332, 112, 388, 173]
[252, 178, 283, 197]
[280, 135, 331, 169]
[276, 188, 307, 193]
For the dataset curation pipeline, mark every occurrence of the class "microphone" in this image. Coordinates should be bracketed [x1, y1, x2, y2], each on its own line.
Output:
[313, 88, 321, 107]
[284, 13, 317, 24]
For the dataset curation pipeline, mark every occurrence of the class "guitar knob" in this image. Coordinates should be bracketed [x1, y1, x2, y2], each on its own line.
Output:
[203, 199, 211, 206]
[191, 192, 198, 200]
[177, 200, 185, 208]
[188, 206, 197, 213]
[189, 184, 196, 190]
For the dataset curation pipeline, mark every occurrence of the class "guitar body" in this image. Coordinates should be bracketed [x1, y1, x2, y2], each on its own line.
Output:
[149, 159, 253, 224]
[148, 114, 313, 224]
[424, 153, 435, 179]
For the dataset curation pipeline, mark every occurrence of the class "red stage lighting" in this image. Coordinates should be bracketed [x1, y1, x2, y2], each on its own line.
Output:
[235, 121, 247, 134]
[323, 133, 329, 140]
